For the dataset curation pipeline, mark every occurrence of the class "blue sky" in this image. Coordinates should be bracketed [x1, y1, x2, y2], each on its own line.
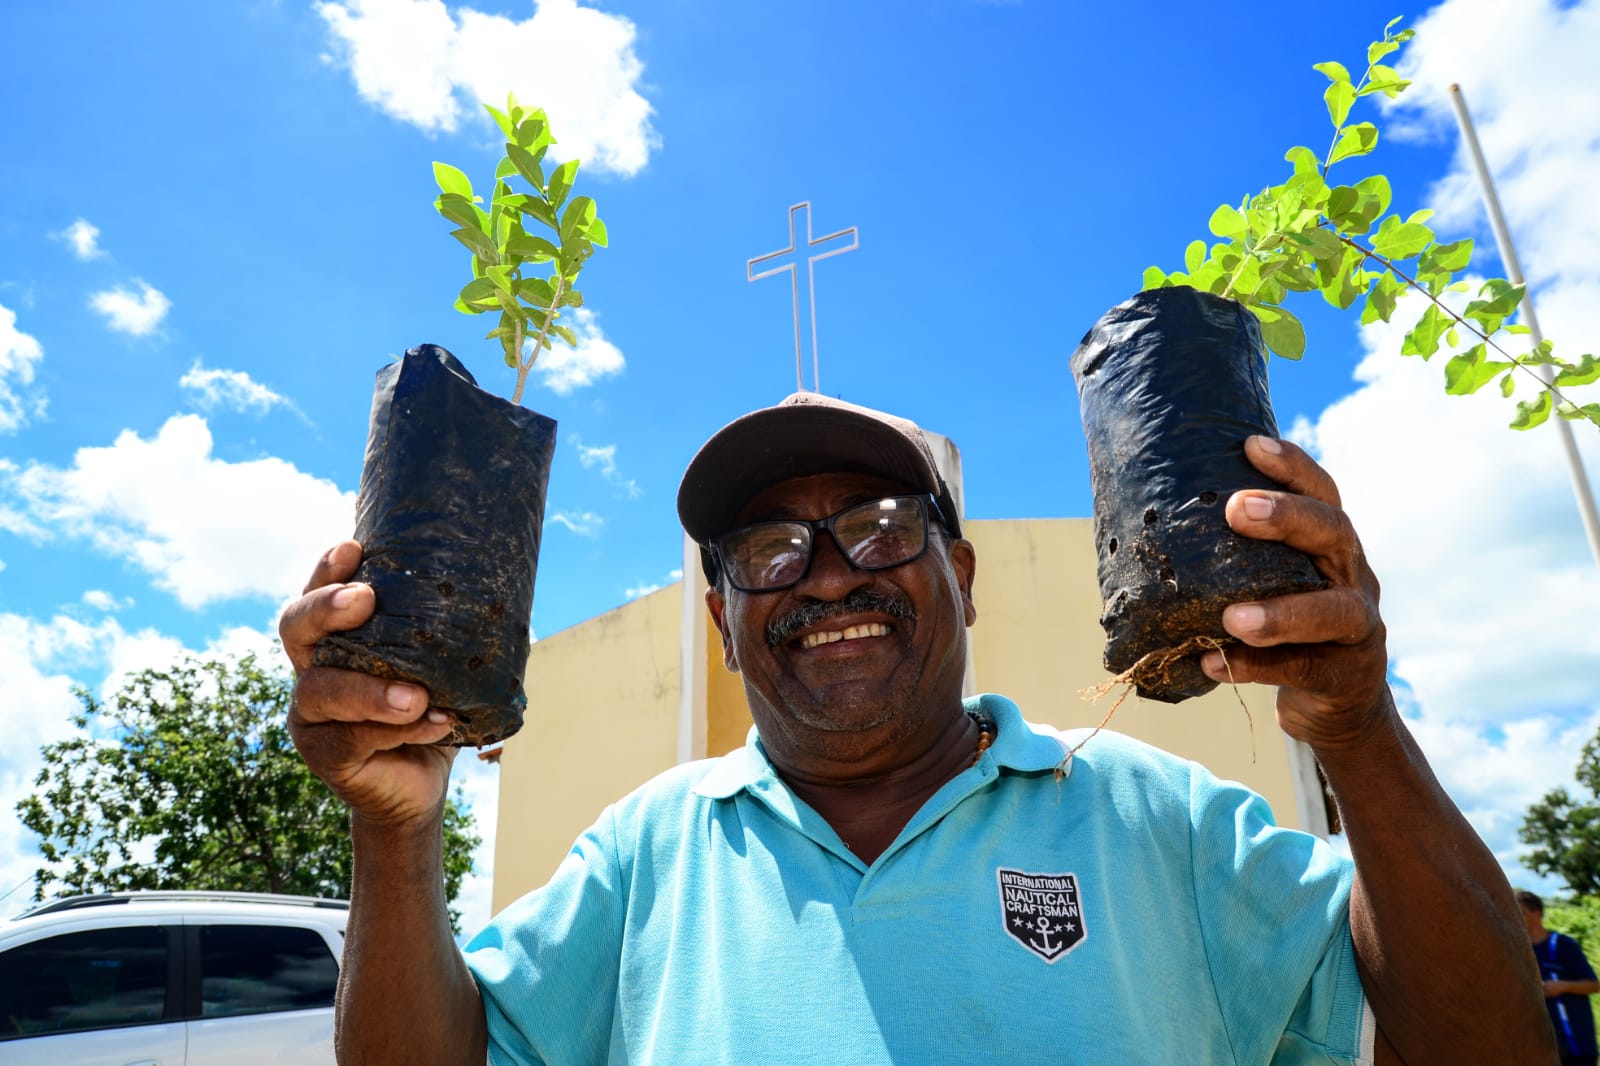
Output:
[3, 0, 1598, 929]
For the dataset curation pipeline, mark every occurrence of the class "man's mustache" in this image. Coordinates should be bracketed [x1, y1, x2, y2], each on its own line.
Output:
[766, 588, 915, 647]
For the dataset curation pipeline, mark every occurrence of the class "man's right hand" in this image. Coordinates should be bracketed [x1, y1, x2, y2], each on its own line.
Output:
[281, 540, 459, 829]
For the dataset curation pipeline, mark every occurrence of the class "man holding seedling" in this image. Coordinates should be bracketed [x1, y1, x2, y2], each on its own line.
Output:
[283, 392, 1553, 1064]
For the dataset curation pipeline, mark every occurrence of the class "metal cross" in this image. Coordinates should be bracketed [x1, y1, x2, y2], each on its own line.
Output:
[747, 201, 859, 393]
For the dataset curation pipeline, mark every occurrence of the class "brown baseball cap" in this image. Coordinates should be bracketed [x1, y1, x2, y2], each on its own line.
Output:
[677, 392, 962, 574]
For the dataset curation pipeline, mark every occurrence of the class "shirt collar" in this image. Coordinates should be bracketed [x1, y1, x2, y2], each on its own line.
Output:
[690, 692, 1070, 800]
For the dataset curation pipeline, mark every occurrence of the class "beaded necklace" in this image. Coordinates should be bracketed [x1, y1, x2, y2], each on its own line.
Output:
[968, 708, 995, 767]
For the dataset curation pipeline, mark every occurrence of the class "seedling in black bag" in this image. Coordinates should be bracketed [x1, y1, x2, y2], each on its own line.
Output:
[314, 99, 607, 746]
[1072, 19, 1598, 704]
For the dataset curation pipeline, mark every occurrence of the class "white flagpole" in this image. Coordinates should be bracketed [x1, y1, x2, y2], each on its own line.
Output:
[1448, 84, 1600, 571]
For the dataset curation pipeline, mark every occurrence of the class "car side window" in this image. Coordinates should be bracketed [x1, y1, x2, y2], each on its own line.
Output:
[0, 925, 169, 1040]
[198, 924, 337, 1018]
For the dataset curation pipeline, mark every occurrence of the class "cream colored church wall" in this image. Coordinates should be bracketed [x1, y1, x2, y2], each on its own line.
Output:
[490, 584, 682, 916]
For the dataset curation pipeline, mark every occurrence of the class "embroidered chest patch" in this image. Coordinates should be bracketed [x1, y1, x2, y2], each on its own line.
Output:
[996, 868, 1086, 963]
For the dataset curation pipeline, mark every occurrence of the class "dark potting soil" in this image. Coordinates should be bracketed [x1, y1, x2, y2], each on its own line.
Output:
[1071, 286, 1327, 703]
[314, 345, 556, 746]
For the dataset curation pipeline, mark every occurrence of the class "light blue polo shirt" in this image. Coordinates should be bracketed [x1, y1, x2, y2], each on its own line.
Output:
[464, 694, 1373, 1065]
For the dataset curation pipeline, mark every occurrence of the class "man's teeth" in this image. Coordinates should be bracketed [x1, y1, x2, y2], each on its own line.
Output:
[801, 623, 890, 649]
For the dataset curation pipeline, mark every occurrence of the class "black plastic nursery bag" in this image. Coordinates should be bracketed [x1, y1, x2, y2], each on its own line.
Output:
[314, 344, 556, 745]
[1070, 286, 1325, 702]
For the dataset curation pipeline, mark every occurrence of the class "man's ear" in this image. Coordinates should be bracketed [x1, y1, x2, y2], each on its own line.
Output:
[950, 537, 978, 627]
[705, 585, 739, 672]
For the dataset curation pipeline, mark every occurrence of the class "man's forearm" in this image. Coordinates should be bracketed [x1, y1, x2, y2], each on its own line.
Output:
[337, 813, 489, 1066]
[1315, 697, 1555, 1065]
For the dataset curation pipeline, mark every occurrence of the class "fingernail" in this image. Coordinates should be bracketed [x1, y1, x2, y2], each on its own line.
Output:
[1255, 436, 1284, 454]
[1201, 650, 1225, 677]
[386, 683, 421, 712]
[1226, 604, 1265, 633]
[1243, 495, 1273, 521]
[427, 710, 448, 724]
[331, 585, 358, 609]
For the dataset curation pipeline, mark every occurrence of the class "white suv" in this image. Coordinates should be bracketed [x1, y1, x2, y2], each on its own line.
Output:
[0, 891, 346, 1066]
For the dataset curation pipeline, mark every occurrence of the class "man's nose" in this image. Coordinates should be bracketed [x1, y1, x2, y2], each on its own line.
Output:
[796, 527, 871, 598]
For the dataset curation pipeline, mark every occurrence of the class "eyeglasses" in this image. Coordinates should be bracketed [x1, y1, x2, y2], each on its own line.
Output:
[712, 495, 946, 593]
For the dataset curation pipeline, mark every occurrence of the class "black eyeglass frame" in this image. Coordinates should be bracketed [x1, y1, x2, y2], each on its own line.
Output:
[709, 494, 951, 593]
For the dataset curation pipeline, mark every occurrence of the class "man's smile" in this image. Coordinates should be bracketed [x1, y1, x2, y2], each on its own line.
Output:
[798, 622, 893, 650]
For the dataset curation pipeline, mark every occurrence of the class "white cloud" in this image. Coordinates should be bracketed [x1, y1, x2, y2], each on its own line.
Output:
[81, 590, 132, 613]
[89, 280, 171, 337]
[548, 509, 603, 537]
[624, 567, 682, 601]
[0, 303, 46, 434]
[179, 361, 300, 418]
[572, 433, 640, 497]
[316, 0, 658, 176]
[1396, 0, 1600, 291]
[56, 218, 105, 260]
[1, 414, 356, 609]
[532, 308, 624, 395]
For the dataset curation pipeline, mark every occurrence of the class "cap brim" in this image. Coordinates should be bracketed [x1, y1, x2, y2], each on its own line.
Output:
[677, 402, 946, 545]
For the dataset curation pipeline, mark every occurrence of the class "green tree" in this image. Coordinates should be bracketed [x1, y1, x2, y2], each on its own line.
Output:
[17, 653, 481, 928]
[1519, 725, 1600, 897]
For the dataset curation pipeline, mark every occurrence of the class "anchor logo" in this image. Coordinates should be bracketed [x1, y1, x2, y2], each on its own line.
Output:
[996, 868, 1086, 964]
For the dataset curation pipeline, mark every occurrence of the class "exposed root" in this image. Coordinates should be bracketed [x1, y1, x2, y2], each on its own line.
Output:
[1057, 635, 1255, 780]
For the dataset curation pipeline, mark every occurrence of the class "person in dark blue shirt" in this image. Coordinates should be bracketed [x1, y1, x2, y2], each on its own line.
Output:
[1520, 890, 1600, 1066]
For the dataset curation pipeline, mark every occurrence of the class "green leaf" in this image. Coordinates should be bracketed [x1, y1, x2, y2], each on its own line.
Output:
[1328, 123, 1379, 165]
[506, 234, 560, 262]
[559, 195, 597, 241]
[1368, 38, 1400, 65]
[563, 288, 584, 308]
[1555, 354, 1600, 387]
[1357, 64, 1412, 99]
[1361, 272, 1405, 325]
[1510, 390, 1553, 430]
[1324, 79, 1357, 128]
[1327, 185, 1359, 221]
[519, 276, 555, 306]
[436, 193, 485, 233]
[1371, 220, 1435, 261]
[1252, 304, 1306, 360]
[1353, 174, 1393, 219]
[457, 277, 498, 311]
[1501, 372, 1517, 398]
[587, 217, 609, 247]
[1401, 303, 1450, 359]
[547, 159, 579, 210]
[1183, 239, 1206, 274]
[1418, 237, 1472, 275]
[1557, 402, 1600, 426]
[550, 323, 578, 347]
[1141, 266, 1168, 289]
[1285, 146, 1320, 176]
[1444, 343, 1512, 395]
[516, 197, 558, 230]
[494, 157, 518, 181]
[1208, 204, 1247, 240]
[432, 162, 473, 199]
[450, 226, 499, 263]
[485, 105, 514, 139]
[1313, 61, 1352, 85]
[505, 143, 547, 195]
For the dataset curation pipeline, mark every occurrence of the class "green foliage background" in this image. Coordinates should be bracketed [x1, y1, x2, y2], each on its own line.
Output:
[17, 654, 481, 929]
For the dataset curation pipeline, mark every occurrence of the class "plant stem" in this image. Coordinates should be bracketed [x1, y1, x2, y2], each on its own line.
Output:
[1334, 232, 1577, 403]
[511, 275, 566, 406]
